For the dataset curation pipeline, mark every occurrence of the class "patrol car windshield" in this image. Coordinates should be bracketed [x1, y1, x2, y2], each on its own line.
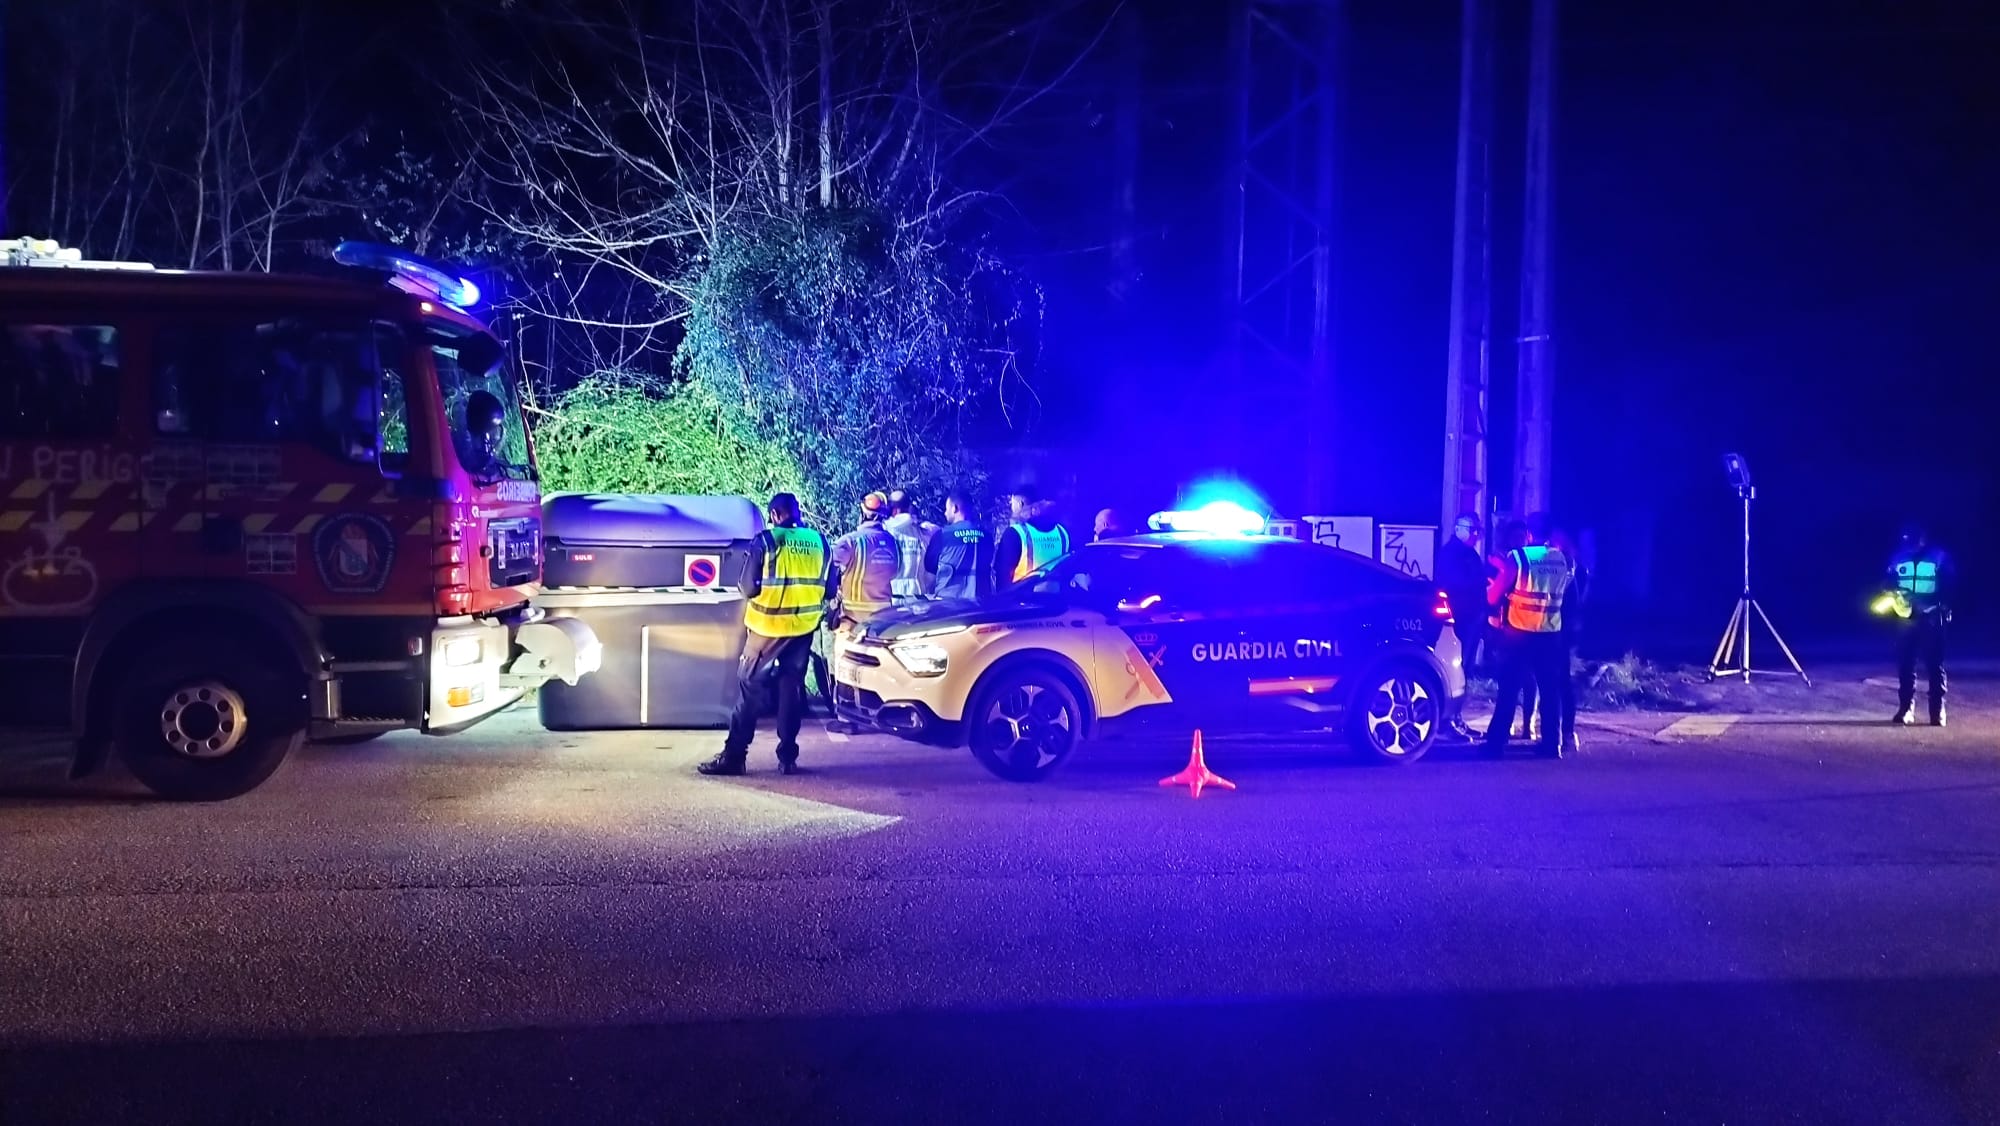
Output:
[1007, 542, 1170, 608]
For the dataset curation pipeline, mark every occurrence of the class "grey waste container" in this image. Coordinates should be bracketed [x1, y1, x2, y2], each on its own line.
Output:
[535, 493, 764, 730]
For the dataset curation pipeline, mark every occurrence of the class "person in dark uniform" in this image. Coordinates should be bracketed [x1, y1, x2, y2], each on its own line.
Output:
[699, 493, 829, 776]
[1436, 513, 1487, 741]
[1437, 513, 1489, 672]
[925, 490, 992, 601]
[1885, 523, 1954, 727]
[1549, 522, 1589, 755]
[1092, 508, 1128, 542]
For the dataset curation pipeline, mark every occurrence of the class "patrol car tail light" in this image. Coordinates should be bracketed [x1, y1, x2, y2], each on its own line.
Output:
[1434, 591, 1454, 620]
[889, 642, 950, 677]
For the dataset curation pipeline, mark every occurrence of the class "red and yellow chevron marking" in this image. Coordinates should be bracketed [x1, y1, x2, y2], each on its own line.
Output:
[1, 476, 441, 539]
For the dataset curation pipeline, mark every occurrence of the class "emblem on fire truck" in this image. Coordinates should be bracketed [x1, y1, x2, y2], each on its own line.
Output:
[313, 513, 396, 594]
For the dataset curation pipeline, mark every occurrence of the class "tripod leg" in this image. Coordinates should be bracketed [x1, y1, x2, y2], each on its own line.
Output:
[1750, 599, 1812, 687]
[1741, 597, 1751, 675]
[1707, 602, 1736, 672]
[1710, 599, 1747, 677]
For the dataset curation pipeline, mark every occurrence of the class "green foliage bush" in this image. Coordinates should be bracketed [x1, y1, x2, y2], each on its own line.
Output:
[673, 207, 1036, 526]
[529, 371, 808, 501]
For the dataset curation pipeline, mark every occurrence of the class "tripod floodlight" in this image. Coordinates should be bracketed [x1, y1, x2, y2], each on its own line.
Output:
[1708, 453, 1810, 685]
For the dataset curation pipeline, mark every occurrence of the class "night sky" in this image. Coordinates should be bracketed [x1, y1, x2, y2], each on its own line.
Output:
[1031, 0, 2000, 650]
[8, 0, 1996, 649]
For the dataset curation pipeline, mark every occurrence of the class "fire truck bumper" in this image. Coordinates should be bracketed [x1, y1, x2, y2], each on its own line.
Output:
[424, 615, 602, 733]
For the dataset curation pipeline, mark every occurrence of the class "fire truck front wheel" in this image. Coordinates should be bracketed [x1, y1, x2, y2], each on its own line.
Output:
[113, 641, 307, 802]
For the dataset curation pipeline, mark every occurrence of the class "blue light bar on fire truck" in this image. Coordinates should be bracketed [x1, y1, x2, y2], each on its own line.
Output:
[1148, 500, 1267, 536]
[332, 241, 482, 310]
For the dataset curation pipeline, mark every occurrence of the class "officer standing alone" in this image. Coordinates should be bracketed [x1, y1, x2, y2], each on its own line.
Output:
[1886, 523, 1954, 727]
[1483, 515, 1575, 758]
[700, 493, 829, 777]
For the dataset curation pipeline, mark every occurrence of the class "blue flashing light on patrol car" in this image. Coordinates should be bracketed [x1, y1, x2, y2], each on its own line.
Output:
[332, 241, 484, 310]
[1148, 499, 1268, 536]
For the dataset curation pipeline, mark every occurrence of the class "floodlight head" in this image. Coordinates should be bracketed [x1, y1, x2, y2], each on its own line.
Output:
[1723, 452, 1752, 492]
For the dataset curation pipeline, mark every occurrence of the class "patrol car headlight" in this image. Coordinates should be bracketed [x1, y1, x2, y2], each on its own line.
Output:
[890, 641, 950, 677]
[441, 637, 484, 668]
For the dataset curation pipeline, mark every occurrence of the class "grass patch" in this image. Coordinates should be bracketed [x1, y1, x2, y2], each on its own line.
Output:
[1465, 651, 1709, 715]
[1579, 652, 1705, 712]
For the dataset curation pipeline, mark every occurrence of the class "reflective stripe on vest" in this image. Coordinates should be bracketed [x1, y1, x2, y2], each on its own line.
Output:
[1894, 555, 1940, 598]
[1505, 545, 1570, 633]
[840, 525, 899, 616]
[1010, 522, 1071, 582]
[744, 526, 829, 638]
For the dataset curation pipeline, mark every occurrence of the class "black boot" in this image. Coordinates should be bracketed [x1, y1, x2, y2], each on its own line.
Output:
[698, 752, 748, 776]
[1931, 702, 1947, 728]
[1892, 698, 1915, 726]
[776, 744, 802, 774]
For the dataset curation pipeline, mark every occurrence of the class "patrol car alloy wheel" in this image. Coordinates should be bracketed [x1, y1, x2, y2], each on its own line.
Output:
[968, 666, 1082, 782]
[1351, 664, 1443, 764]
[113, 639, 307, 801]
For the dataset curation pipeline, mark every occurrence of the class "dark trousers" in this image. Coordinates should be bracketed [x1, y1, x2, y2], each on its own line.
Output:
[723, 631, 814, 763]
[1558, 631, 1579, 742]
[1486, 630, 1567, 752]
[1896, 612, 1948, 716]
[1455, 613, 1490, 676]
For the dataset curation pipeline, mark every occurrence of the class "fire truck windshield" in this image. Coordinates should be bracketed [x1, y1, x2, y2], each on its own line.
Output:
[429, 323, 531, 484]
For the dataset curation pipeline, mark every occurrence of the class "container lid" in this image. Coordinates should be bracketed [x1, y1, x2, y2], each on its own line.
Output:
[542, 493, 765, 546]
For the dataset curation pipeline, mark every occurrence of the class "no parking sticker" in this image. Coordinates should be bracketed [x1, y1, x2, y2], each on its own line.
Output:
[685, 553, 721, 588]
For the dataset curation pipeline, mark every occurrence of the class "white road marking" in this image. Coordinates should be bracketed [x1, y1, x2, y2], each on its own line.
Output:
[826, 729, 850, 743]
[1660, 714, 1742, 739]
[1575, 717, 1675, 744]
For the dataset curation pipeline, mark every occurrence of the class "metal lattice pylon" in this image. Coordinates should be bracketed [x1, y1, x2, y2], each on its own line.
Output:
[1222, 0, 1341, 513]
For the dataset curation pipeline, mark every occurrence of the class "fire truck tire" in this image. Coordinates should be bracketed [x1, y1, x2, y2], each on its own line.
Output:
[112, 641, 307, 802]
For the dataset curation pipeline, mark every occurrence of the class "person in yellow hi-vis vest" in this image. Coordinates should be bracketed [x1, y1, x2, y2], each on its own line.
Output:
[700, 493, 829, 777]
[1481, 513, 1575, 759]
[993, 485, 1072, 587]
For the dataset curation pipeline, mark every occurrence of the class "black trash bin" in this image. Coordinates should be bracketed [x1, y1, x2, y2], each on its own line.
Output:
[535, 493, 764, 730]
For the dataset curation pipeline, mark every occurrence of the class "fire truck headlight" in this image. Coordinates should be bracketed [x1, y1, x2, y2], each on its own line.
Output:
[441, 637, 484, 668]
[890, 642, 950, 677]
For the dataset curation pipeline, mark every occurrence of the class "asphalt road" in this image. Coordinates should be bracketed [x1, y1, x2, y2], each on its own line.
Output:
[3, 699, 1999, 1124]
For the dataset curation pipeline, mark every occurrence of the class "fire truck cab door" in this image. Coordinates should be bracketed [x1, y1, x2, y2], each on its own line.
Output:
[149, 314, 389, 592]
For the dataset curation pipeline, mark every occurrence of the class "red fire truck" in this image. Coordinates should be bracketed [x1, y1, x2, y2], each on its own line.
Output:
[0, 239, 600, 800]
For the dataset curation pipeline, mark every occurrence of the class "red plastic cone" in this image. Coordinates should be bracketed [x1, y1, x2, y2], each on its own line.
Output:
[1159, 729, 1236, 798]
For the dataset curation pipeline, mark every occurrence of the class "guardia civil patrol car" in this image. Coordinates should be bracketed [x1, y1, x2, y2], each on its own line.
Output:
[833, 505, 1467, 781]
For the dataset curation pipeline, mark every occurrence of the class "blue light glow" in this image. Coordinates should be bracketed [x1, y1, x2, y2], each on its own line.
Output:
[1148, 500, 1267, 536]
[333, 241, 484, 310]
